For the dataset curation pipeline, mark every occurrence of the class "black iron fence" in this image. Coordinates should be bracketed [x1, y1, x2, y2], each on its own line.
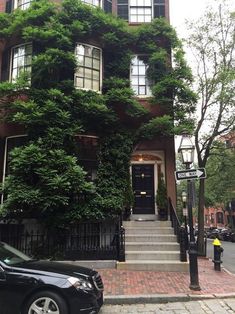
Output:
[0, 219, 125, 262]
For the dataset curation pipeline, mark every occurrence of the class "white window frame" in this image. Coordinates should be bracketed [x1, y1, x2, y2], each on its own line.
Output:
[10, 43, 32, 83]
[130, 55, 152, 97]
[74, 43, 102, 93]
[13, 0, 31, 10]
[129, 0, 153, 23]
[81, 0, 101, 7]
[1, 135, 28, 205]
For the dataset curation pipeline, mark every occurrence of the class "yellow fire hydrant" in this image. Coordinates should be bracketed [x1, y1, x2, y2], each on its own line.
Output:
[212, 238, 224, 271]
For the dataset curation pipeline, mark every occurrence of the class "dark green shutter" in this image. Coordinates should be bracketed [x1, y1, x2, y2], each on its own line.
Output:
[5, 0, 13, 13]
[103, 0, 112, 13]
[117, 0, 128, 21]
[153, 0, 165, 18]
[1, 48, 11, 82]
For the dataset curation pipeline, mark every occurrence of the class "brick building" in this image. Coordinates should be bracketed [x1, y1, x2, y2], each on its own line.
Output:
[0, 0, 176, 218]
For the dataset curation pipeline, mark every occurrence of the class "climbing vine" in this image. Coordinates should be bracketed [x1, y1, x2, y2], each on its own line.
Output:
[0, 0, 196, 225]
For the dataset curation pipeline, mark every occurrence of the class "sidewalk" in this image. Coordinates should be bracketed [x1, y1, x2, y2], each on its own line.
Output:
[98, 257, 235, 304]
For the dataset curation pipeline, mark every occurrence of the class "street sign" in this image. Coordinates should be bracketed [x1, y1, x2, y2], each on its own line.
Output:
[175, 168, 206, 181]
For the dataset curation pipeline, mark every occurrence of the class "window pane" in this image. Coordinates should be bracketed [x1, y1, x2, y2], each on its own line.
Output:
[84, 79, 92, 89]
[11, 44, 32, 83]
[75, 77, 84, 88]
[131, 76, 138, 85]
[145, 15, 152, 22]
[93, 48, 100, 59]
[132, 86, 138, 95]
[139, 77, 145, 85]
[93, 70, 100, 80]
[93, 80, 100, 91]
[130, 0, 136, 5]
[93, 59, 100, 70]
[85, 68, 92, 78]
[74, 44, 101, 92]
[85, 57, 92, 68]
[137, 0, 144, 6]
[139, 86, 146, 94]
[139, 65, 146, 75]
[130, 55, 151, 96]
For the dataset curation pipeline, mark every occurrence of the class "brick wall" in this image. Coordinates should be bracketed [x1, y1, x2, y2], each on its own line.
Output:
[0, 0, 6, 12]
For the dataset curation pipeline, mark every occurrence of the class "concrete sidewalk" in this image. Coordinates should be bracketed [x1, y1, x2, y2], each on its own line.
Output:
[98, 257, 235, 304]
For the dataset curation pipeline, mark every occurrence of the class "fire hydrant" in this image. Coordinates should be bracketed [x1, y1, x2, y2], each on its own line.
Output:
[212, 238, 224, 271]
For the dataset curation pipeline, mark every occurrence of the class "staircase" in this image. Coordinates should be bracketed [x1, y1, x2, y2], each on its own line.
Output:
[116, 217, 189, 272]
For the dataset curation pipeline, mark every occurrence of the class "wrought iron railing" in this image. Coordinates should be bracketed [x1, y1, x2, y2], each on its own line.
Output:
[0, 218, 125, 262]
[169, 198, 187, 262]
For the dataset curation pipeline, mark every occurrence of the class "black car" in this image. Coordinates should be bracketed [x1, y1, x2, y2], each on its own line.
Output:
[0, 242, 104, 314]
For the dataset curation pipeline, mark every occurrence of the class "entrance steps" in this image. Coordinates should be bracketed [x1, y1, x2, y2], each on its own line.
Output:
[116, 220, 189, 272]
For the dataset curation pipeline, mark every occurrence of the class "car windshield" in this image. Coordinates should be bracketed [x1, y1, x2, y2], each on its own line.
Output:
[0, 242, 32, 266]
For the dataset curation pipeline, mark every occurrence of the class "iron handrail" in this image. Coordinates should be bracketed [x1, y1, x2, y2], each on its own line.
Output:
[169, 198, 187, 262]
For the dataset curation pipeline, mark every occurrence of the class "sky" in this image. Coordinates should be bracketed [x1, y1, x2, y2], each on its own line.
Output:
[169, 0, 206, 38]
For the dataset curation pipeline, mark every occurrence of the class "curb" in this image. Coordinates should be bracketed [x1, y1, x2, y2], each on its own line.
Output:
[104, 293, 235, 305]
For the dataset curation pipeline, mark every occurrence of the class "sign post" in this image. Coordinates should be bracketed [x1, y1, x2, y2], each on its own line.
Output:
[175, 168, 206, 181]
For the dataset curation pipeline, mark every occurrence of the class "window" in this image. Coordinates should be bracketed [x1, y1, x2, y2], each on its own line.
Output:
[130, 0, 152, 23]
[74, 44, 102, 92]
[216, 212, 224, 224]
[14, 0, 32, 10]
[117, 0, 165, 22]
[211, 213, 214, 224]
[82, 0, 101, 6]
[81, 0, 112, 12]
[130, 56, 151, 96]
[3, 135, 28, 178]
[11, 43, 32, 83]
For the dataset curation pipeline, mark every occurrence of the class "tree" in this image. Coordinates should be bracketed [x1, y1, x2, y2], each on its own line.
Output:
[186, 0, 235, 254]
[205, 141, 235, 208]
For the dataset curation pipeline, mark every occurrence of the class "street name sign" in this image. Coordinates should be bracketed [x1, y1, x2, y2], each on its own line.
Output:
[175, 168, 206, 181]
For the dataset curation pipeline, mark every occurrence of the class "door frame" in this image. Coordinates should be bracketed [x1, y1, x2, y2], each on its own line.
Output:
[130, 151, 165, 215]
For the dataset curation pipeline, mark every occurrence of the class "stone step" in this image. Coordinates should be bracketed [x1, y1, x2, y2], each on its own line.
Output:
[125, 227, 174, 235]
[130, 214, 158, 221]
[116, 260, 189, 272]
[125, 251, 180, 261]
[125, 242, 180, 251]
[123, 221, 172, 228]
[125, 235, 177, 242]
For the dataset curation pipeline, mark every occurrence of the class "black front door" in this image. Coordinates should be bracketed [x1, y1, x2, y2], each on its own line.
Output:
[132, 164, 155, 214]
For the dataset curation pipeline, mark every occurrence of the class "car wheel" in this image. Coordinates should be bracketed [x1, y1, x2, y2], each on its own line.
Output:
[23, 291, 68, 314]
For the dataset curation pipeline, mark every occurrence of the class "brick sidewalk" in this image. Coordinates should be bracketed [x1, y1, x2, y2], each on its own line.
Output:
[99, 258, 235, 296]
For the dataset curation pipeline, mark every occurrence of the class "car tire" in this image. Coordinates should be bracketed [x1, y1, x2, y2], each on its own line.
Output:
[23, 291, 68, 314]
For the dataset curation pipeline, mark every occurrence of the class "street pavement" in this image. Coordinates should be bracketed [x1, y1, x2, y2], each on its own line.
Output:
[97, 257, 235, 312]
[99, 258, 235, 297]
[100, 298, 235, 313]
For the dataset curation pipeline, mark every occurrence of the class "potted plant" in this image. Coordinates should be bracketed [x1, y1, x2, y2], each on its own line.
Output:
[156, 173, 168, 221]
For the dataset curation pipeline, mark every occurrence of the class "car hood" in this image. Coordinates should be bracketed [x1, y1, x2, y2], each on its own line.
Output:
[13, 260, 96, 278]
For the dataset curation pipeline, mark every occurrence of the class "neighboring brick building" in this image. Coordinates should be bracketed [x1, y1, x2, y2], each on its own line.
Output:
[0, 0, 176, 219]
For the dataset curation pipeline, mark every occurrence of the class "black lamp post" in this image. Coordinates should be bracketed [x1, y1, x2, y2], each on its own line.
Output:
[182, 191, 188, 230]
[178, 133, 200, 291]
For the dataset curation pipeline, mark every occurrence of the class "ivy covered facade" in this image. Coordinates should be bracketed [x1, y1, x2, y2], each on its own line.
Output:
[0, 0, 196, 227]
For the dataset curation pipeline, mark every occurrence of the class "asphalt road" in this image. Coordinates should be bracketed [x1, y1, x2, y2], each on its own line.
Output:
[206, 238, 235, 274]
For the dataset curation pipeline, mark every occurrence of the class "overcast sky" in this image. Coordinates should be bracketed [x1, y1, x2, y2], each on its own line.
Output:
[169, 0, 235, 40]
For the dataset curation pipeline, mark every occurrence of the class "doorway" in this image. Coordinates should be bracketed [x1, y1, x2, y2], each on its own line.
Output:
[131, 164, 155, 214]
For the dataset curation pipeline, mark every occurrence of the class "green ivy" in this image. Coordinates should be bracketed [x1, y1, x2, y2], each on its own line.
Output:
[0, 0, 196, 225]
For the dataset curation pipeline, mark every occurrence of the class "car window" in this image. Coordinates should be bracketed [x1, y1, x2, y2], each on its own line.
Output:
[0, 242, 32, 266]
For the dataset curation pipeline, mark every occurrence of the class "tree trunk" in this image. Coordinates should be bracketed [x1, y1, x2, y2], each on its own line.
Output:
[197, 178, 205, 256]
